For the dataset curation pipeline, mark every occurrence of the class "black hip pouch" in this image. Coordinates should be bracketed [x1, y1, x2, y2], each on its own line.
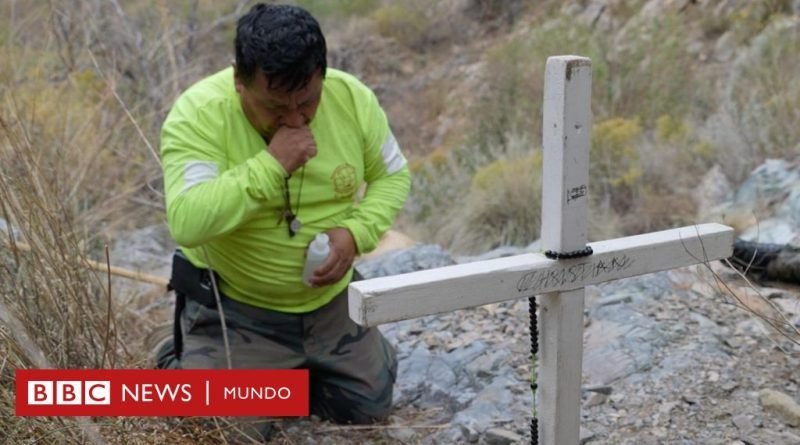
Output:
[169, 249, 218, 308]
[168, 250, 220, 359]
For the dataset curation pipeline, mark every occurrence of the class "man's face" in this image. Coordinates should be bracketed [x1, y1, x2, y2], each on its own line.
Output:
[234, 66, 323, 139]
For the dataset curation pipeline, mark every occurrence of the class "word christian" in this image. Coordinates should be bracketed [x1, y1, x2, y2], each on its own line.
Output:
[516, 254, 635, 294]
[16, 369, 308, 417]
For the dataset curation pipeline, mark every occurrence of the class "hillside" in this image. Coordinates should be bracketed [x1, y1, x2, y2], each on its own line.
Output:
[318, 0, 800, 252]
[2, 0, 798, 247]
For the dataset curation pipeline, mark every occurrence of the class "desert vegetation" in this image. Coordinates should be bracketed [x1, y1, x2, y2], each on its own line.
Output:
[1, 0, 799, 443]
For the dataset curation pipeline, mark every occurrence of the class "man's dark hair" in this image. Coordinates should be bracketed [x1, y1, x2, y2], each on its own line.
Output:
[235, 4, 327, 91]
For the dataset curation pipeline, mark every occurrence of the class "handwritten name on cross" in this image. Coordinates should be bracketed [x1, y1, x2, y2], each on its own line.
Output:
[348, 56, 734, 445]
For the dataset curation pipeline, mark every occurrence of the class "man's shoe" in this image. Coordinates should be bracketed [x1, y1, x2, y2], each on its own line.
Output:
[145, 324, 179, 369]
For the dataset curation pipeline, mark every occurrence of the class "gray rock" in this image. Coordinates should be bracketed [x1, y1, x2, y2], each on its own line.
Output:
[455, 239, 541, 264]
[110, 224, 174, 277]
[732, 159, 800, 213]
[734, 318, 771, 337]
[732, 413, 755, 434]
[583, 392, 608, 408]
[483, 427, 522, 445]
[744, 429, 800, 445]
[467, 348, 508, 377]
[580, 426, 597, 444]
[759, 389, 800, 427]
[707, 158, 800, 244]
[107, 223, 174, 299]
[458, 421, 480, 443]
[386, 426, 417, 443]
[356, 244, 455, 278]
[452, 380, 517, 430]
[395, 346, 460, 405]
[740, 218, 800, 245]
[584, 273, 682, 386]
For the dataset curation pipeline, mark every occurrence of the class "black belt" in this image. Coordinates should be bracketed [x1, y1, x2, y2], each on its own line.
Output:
[168, 250, 220, 357]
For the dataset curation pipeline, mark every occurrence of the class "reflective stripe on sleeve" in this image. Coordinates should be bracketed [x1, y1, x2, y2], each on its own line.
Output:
[181, 161, 218, 193]
[381, 131, 406, 174]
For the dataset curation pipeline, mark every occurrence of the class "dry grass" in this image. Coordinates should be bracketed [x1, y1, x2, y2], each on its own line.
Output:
[691, 244, 800, 349]
[437, 135, 543, 254]
[0, 89, 175, 444]
[0, 2, 247, 443]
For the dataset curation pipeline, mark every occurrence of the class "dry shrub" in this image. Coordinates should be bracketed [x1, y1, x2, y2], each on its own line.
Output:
[0, 107, 162, 444]
[404, 147, 469, 240]
[0, 118, 117, 368]
[437, 137, 543, 254]
[369, 0, 466, 52]
[591, 117, 643, 216]
[0, 2, 248, 443]
[647, 115, 717, 187]
[469, 15, 606, 154]
[605, 11, 709, 125]
[619, 189, 699, 236]
[589, 114, 720, 238]
[409, 15, 602, 248]
[0, 59, 234, 445]
[471, 37, 541, 154]
[727, 0, 796, 43]
[636, 115, 718, 232]
[463, 0, 529, 28]
[370, 1, 431, 51]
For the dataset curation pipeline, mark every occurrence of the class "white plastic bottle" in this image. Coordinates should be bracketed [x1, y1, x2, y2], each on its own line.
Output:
[302, 233, 331, 286]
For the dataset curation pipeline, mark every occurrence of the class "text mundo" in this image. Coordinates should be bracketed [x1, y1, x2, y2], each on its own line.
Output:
[224, 386, 293, 400]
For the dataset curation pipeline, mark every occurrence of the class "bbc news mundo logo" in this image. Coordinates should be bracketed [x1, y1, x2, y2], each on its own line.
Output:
[16, 369, 308, 417]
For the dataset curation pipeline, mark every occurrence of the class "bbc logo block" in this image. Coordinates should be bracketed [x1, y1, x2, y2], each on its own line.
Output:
[28, 381, 111, 405]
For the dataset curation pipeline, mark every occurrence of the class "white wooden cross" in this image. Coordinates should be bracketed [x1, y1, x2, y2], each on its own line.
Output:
[348, 56, 734, 445]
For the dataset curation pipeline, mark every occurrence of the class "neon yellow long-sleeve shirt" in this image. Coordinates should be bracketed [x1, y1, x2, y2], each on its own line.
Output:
[160, 67, 410, 312]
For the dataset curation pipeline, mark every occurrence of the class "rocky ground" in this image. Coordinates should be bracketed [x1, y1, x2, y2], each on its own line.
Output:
[580, 265, 800, 445]
[115, 232, 799, 445]
[108, 158, 800, 444]
[350, 247, 799, 445]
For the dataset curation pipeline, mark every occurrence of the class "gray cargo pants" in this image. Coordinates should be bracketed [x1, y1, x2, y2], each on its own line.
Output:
[176, 283, 397, 425]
